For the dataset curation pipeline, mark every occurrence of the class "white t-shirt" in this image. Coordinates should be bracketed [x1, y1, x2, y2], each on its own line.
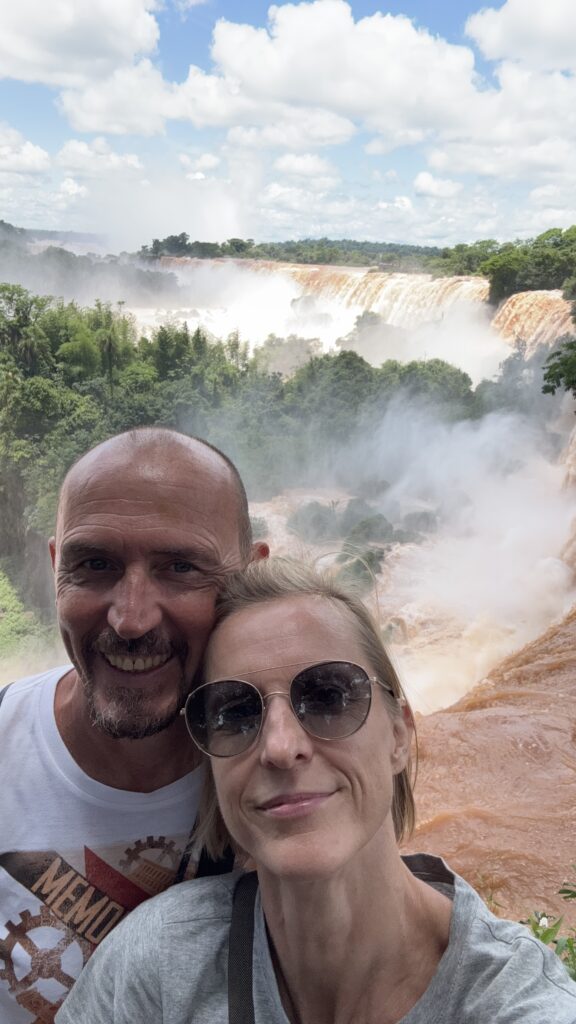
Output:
[0, 667, 205, 1024]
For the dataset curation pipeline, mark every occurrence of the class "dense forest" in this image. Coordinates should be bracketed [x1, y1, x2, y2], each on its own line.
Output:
[1, 277, 573, 656]
[141, 227, 576, 314]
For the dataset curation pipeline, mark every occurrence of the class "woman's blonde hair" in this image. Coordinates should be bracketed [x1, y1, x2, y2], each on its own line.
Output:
[193, 557, 416, 859]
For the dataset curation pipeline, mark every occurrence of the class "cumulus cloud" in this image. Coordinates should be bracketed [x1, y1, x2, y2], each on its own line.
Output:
[414, 171, 463, 198]
[0, 124, 50, 173]
[59, 177, 88, 199]
[58, 59, 171, 134]
[50, 1, 481, 146]
[273, 152, 340, 188]
[211, 2, 480, 142]
[179, 152, 222, 182]
[57, 138, 142, 176]
[228, 109, 354, 149]
[466, 0, 576, 71]
[172, 0, 208, 10]
[0, 0, 159, 88]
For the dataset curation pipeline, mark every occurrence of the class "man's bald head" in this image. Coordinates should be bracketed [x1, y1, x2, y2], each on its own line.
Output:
[56, 428, 252, 561]
[50, 428, 260, 740]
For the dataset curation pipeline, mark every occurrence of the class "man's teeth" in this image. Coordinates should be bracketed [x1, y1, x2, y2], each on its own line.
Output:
[103, 653, 170, 672]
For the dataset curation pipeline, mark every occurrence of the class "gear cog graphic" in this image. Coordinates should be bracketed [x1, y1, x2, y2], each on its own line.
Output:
[119, 834, 181, 872]
[0, 905, 91, 1007]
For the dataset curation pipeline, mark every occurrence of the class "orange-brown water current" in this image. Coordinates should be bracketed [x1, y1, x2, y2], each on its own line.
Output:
[403, 609, 576, 923]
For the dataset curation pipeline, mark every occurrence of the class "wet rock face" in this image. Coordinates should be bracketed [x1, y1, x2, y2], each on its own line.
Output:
[402, 607, 576, 924]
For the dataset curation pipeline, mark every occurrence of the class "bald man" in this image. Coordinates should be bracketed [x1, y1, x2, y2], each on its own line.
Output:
[0, 428, 267, 1024]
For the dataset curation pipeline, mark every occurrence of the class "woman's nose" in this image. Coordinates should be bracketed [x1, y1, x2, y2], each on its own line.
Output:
[257, 693, 314, 768]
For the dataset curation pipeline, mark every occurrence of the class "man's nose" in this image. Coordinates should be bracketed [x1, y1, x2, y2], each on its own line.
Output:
[258, 694, 314, 769]
[107, 569, 163, 639]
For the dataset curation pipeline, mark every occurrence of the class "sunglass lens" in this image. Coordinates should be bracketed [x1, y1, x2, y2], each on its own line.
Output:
[187, 681, 262, 756]
[291, 662, 372, 739]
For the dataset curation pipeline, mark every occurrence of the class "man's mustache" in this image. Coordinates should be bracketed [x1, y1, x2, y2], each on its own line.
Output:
[93, 630, 175, 659]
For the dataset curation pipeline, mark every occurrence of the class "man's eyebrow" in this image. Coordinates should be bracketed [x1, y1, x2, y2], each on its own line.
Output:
[60, 542, 110, 560]
[152, 548, 220, 568]
[60, 543, 219, 567]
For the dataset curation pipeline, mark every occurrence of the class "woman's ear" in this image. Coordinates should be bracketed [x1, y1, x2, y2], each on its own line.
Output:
[391, 703, 414, 774]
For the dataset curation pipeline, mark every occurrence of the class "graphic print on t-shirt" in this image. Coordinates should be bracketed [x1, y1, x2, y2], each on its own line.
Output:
[0, 835, 198, 1024]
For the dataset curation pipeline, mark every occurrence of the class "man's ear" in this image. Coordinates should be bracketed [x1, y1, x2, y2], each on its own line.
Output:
[49, 537, 57, 571]
[251, 541, 270, 562]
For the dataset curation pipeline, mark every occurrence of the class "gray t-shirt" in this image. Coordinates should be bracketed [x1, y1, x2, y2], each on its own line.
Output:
[56, 854, 576, 1023]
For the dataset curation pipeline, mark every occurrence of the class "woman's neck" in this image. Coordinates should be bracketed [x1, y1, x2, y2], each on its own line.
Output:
[258, 844, 452, 1024]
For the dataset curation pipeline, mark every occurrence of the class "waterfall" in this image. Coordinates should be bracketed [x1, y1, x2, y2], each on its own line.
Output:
[158, 257, 574, 355]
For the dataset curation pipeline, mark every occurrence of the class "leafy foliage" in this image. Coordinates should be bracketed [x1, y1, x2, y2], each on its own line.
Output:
[522, 868, 576, 981]
[542, 336, 576, 398]
[0, 569, 44, 656]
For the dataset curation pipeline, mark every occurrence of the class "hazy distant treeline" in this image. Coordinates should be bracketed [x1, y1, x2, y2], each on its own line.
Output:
[0, 219, 182, 307]
[141, 227, 576, 314]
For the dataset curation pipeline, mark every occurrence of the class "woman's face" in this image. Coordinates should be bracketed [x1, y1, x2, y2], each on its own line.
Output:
[205, 595, 412, 881]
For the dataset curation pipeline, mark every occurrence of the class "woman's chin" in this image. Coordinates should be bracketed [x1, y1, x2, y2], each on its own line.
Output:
[254, 835, 353, 883]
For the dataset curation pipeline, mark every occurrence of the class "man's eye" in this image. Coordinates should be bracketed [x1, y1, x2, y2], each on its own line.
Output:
[81, 558, 112, 572]
[171, 561, 198, 574]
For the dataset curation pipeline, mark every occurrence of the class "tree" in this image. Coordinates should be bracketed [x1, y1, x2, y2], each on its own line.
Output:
[0, 284, 53, 375]
[542, 335, 576, 399]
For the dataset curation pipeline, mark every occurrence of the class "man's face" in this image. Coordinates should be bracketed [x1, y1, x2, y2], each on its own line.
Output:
[50, 442, 244, 739]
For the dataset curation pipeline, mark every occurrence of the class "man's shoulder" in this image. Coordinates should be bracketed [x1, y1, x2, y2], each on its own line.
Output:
[2, 665, 71, 702]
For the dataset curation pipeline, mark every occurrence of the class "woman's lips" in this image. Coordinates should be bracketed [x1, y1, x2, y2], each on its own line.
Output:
[257, 792, 334, 818]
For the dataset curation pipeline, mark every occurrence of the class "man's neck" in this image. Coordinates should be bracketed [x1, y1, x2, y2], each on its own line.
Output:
[54, 669, 201, 792]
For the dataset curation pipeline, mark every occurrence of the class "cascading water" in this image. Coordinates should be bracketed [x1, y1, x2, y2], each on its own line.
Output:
[156, 257, 574, 359]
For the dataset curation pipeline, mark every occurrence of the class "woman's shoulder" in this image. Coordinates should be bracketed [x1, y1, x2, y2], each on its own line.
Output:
[125, 869, 240, 933]
[55, 872, 244, 1024]
[450, 872, 576, 1017]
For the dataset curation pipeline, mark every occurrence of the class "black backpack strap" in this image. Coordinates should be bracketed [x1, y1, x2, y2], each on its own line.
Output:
[0, 683, 13, 708]
[174, 827, 235, 885]
[228, 872, 258, 1024]
[196, 844, 235, 878]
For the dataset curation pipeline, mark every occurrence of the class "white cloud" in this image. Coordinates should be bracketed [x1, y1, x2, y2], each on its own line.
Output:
[414, 171, 463, 198]
[180, 152, 221, 172]
[376, 196, 414, 213]
[59, 177, 88, 198]
[57, 138, 142, 176]
[172, 0, 208, 10]
[227, 109, 354, 149]
[274, 153, 334, 176]
[58, 59, 171, 134]
[0, 124, 50, 173]
[52, 1, 480, 146]
[466, 0, 576, 71]
[365, 131, 427, 155]
[211, 2, 480, 143]
[0, 0, 159, 88]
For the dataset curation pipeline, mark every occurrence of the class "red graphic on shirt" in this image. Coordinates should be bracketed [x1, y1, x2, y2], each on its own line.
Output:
[0, 837, 189, 1024]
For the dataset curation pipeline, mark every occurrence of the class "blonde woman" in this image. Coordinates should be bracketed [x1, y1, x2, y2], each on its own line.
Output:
[57, 559, 576, 1024]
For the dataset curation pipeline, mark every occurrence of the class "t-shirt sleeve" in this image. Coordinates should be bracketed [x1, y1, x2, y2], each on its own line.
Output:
[55, 903, 162, 1023]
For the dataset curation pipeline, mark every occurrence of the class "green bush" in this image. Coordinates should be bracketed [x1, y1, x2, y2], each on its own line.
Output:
[0, 570, 43, 656]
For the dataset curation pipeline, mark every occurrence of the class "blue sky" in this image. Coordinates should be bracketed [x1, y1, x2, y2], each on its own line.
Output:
[1, 0, 575, 249]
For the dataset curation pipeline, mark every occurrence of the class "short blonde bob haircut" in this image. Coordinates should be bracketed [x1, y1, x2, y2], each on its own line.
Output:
[192, 557, 416, 859]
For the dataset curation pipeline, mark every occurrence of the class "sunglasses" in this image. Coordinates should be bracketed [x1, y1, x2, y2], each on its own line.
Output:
[182, 660, 395, 757]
